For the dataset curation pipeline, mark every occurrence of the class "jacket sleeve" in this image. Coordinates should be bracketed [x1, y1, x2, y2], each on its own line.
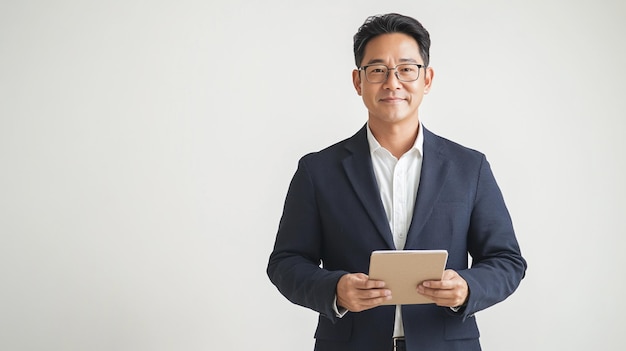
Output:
[267, 157, 348, 322]
[457, 155, 527, 320]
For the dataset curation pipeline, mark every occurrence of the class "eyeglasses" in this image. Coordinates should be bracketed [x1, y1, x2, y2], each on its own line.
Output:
[358, 63, 423, 83]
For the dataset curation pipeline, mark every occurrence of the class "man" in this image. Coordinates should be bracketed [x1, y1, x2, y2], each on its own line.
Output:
[267, 13, 526, 351]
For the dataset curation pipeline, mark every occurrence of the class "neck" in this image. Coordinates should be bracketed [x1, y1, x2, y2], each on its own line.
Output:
[368, 118, 420, 159]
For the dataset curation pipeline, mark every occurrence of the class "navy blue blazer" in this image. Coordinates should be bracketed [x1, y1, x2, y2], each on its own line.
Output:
[267, 125, 526, 351]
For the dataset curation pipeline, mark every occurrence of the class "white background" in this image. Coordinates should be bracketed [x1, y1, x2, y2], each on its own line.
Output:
[1, 0, 625, 350]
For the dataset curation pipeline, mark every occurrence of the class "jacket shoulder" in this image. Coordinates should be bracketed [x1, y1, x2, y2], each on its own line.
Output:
[424, 127, 486, 163]
[299, 126, 366, 165]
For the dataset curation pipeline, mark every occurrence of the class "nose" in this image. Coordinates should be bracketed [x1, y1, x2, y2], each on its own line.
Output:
[382, 69, 402, 89]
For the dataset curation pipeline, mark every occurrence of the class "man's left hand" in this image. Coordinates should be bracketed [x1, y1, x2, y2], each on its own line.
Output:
[417, 269, 468, 308]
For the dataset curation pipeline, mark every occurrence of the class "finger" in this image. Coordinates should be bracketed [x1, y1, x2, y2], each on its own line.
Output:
[417, 284, 445, 298]
[362, 278, 386, 289]
[416, 287, 460, 306]
[417, 283, 467, 307]
[360, 288, 392, 300]
[349, 273, 386, 289]
[343, 288, 392, 312]
[357, 290, 392, 307]
[417, 284, 460, 301]
[421, 279, 454, 290]
[421, 270, 461, 289]
[363, 293, 393, 305]
[346, 273, 386, 290]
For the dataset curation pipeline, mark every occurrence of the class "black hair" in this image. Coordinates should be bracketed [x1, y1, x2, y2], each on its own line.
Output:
[353, 13, 431, 68]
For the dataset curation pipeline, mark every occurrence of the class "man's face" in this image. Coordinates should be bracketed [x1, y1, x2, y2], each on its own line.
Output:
[352, 33, 433, 127]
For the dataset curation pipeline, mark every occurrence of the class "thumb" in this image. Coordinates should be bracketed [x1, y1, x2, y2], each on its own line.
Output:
[349, 273, 370, 287]
[441, 269, 458, 281]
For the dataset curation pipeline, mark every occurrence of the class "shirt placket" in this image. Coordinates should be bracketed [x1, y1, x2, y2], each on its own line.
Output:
[393, 159, 407, 250]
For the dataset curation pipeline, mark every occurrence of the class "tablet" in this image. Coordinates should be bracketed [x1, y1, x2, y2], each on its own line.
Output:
[368, 250, 448, 305]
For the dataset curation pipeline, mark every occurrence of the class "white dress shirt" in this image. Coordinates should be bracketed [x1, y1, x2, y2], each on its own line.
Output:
[367, 123, 424, 338]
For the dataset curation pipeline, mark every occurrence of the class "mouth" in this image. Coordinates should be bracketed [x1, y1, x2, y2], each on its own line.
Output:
[379, 97, 406, 103]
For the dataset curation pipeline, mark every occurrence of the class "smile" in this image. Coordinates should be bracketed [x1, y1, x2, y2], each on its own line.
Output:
[379, 97, 406, 103]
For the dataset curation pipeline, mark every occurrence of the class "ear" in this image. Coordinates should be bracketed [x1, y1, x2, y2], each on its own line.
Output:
[352, 69, 362, 96]
[423, 66, 434, 94]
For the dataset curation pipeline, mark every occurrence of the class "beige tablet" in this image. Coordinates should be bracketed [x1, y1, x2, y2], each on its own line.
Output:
[368, 250, 448, 305]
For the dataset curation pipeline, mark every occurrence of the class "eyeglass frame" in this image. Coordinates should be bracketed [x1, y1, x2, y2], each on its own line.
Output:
[357, 63, 424, 83]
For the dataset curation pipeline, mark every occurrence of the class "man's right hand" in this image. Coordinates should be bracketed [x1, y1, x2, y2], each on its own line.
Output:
[336, 273, 392, 312]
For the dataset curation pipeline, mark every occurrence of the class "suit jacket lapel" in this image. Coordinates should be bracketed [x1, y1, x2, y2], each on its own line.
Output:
[405, 127, 450, 248]
[342, 126, 396, 249]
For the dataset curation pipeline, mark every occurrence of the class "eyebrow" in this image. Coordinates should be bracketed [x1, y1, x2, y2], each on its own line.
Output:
[365, 58, 420, 65]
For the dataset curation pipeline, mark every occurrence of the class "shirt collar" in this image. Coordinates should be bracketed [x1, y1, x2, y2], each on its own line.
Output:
[366, 122, 424, 158]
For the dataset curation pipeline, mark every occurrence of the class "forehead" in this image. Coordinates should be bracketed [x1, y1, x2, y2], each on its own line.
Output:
[362, 33, 421, 65]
